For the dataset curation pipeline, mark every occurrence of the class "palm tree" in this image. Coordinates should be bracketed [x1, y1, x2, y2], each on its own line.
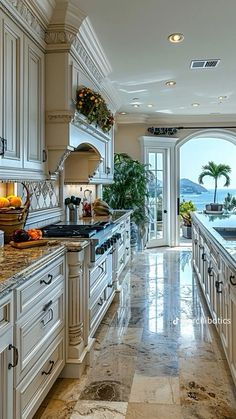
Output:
[198, 161, 231, 203]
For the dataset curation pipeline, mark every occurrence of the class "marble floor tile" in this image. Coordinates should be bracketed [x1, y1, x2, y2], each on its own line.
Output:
[126, 403, 182, 419]
[71, 401, 127, 418]
[181, 403, 236, 419]
[129, 374, 180, 404]
[105, 327, 143, 345]
[179, 358, 236, 409]
[37, 399, 76, 418]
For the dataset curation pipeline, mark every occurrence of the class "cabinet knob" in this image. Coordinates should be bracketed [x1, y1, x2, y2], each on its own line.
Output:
[215, 280, 223, 293]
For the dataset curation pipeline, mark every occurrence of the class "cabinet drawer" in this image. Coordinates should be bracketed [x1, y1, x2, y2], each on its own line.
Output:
[15, 331, 65, 419]
[15, 256, 64, 318]
[15, 284, 64, 383]
[89, 288, 106, 331]
[89, 257, 108, 298]
[0, 293, 13, 334]
[117, 253, 125, 278]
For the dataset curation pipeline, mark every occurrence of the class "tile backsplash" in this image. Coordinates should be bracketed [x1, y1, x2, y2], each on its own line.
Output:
[20, 181, 60, 211]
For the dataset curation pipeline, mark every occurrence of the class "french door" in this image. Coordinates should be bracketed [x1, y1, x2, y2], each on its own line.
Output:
[146, 149, 169, 247]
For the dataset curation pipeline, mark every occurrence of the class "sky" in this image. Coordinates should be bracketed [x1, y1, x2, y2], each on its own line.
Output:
[180, 138, 236, 189]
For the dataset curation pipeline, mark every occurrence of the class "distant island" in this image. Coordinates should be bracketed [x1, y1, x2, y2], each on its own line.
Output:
[180, 178, 208, 194]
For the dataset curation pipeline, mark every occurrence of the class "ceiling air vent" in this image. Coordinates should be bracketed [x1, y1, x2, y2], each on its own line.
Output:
[190, 59, 220, 69]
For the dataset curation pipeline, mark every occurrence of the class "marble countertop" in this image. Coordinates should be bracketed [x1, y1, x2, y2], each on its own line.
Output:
[0, 239, 89, 299]
[192, 212, 236, 268]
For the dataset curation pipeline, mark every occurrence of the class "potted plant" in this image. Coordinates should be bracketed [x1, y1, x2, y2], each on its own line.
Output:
[103, 153, 153, 248]
[179, 200, 196, 239]
[198, 161, 231, 212]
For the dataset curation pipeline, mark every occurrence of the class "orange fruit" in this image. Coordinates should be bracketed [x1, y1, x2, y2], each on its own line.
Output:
[7, 195, 22, 207]
[0, 197, 10, 208]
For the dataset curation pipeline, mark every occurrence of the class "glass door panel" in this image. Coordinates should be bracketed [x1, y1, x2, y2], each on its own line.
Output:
[146, 150, 168, 247]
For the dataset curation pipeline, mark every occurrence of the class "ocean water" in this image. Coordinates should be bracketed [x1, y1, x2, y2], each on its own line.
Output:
[180, 188, 236, 211]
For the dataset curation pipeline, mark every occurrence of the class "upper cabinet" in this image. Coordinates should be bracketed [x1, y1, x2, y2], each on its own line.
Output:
[0, 12, 46, 180]
[23, 37, 45, 172]
[0, 15, 23, 169]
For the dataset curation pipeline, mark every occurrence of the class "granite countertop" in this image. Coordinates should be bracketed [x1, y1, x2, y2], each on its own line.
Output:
[68, 209, 132, 226]
[192, 212, 236, 267]
[0, 239, 90, 299]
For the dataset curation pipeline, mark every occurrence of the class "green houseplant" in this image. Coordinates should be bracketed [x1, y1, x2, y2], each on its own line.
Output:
[103, 153, 152, 247]
[198, 161, 231, 211]
[179, 200, 196, 239]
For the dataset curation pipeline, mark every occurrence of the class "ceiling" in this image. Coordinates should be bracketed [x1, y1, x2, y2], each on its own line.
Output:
[78, 0, 236, 123]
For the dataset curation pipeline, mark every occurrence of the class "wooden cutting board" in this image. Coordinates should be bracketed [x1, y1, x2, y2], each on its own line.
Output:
[10, 239, 48, 249]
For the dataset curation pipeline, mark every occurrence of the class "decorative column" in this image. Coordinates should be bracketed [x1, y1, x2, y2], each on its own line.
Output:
[67, 250, 86, 359]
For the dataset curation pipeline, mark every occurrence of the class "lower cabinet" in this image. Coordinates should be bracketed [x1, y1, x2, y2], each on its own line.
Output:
[0, 252, 66, 419]
[0, 294, 14, 419]
[15, 331, 64, 419]
[192, 220, 236, 386]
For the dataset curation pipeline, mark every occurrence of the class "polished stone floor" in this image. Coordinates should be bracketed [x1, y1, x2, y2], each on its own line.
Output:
[34, 247, 236, 418]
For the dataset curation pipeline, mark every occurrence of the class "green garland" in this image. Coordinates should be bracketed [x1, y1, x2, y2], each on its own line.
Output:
[75, 86, 114, 133]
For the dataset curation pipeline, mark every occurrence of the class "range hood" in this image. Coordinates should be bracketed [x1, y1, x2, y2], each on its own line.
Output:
[46, 113, 110, 182]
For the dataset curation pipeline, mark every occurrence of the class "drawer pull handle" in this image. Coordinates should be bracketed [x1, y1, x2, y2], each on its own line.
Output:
[98, 265, 104, 274]
[230, 275, 236, 286]
[43, 300, 53, 312]
[109, 249, 115, 254]
[40, 274, 53, 285]
[41, 308, 54, 327]
[8, 344, 18, 369]
[42, 360, 54, 375]
[201, 253, 206, 261]
[98, 298, 104, 306]
[107, 283, 113, 288]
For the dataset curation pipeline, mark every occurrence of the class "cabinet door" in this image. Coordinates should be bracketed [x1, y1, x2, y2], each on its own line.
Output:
[229, 286, 236, 385]
[0, 15, 23, 168]
[0, 327, 14, 419]
[220, 275, 230, 358]
[23, 37, 45, 172]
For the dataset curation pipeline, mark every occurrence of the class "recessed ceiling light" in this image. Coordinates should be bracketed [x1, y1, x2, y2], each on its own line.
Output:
[192, 103, 200, 107]
[119, 112, 127, 115]
[168, 33, 184, 43]
[147, 104, 153, 108]
[218, 95, 227, 100]
[132, 104, 140, 108]
[165, 80, 176, 87]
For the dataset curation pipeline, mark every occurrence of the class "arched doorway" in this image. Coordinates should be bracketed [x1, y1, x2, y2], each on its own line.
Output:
[175, 129, 236, 246]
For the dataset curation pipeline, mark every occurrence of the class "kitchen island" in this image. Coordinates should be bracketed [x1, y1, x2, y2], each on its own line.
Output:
[192, 212, 236, 386]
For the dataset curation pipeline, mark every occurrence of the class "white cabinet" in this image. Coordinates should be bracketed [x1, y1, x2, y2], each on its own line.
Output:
[192, 219, 236, 386]
[0, 14, 23, 168]
[0, 294, 14, 419]
[13, 255, 65, 418]
[0, 11, 46, 179]
[23, 37, 45, 173]
[228, 268, 236, 383]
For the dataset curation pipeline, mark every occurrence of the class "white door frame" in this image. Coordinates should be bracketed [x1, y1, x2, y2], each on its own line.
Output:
[175, 128, 236, 246]
[139, 136, 179, 247]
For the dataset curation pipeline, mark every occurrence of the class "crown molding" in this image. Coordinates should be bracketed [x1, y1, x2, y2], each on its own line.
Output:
[116, 112, 236, 126]
[1, 0, 46, 43]
[116, 113, 149, 124]
[78, 17, 112, 79]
